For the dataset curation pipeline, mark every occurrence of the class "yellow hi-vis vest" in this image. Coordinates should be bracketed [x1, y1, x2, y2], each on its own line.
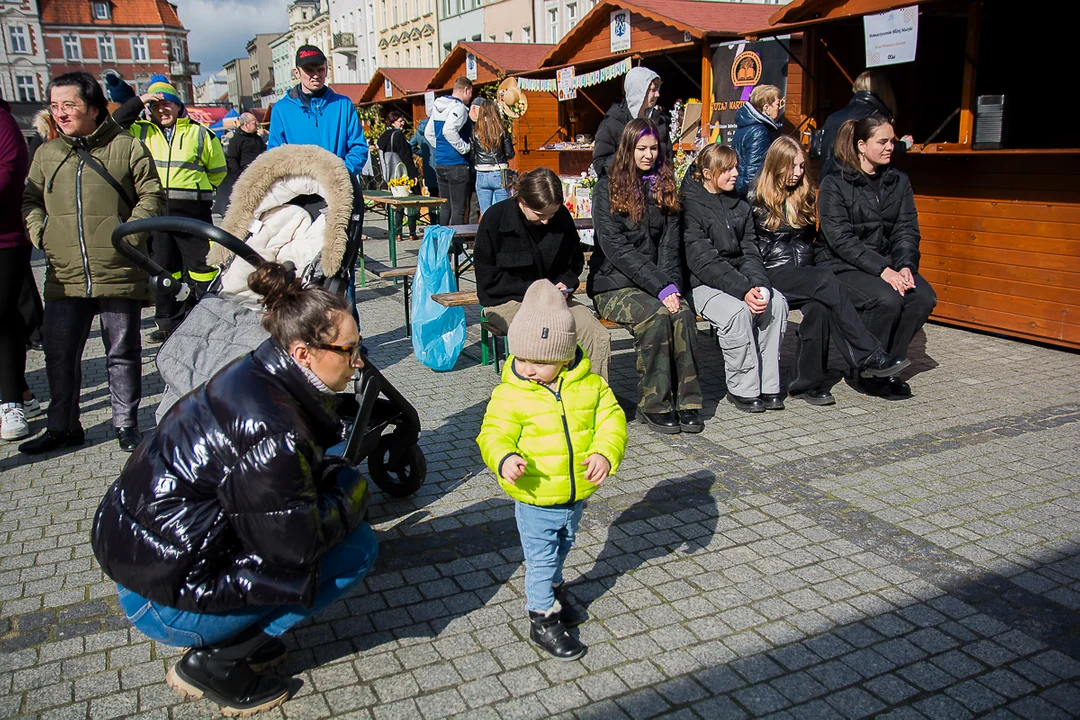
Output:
[130, 116, 226, 192]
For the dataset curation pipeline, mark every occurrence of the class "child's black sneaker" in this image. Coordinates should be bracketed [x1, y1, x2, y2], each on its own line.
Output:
[529, 602, 586, 661]
[553, 583, 584, 627]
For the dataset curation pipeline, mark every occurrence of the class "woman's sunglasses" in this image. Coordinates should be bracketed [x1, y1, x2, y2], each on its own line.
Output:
[310, 342, 362, 363]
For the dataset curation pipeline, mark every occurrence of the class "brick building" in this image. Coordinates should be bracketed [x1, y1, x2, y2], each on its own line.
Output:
[38, 0, 198, 102]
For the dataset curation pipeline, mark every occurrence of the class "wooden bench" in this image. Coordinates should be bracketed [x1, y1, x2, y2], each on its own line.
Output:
[362, 259, 418, 337]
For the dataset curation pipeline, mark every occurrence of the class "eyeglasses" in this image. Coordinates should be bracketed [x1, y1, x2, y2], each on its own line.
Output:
[310, 342, 362, 363]
[49, 102, 85, 114]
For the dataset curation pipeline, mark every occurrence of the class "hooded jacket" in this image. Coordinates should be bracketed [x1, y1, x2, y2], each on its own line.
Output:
[818, 91, 905, 179]
[92, 338, 369, 613]
[267, 85, 370, 176]
[751, 207, 815, 270]
[731, 102, 780, 197]
[587, 175, 682, 298]
[679, 173, 770, 298]
[591, 67, 671, 176]
[474, 198, 583, 307]
[424, 95, 472, 167]
[816, 164, 921, 275]
[0, 98, 29, 250]
[477, 348, 627, 507]
[23, 117, 165, 301]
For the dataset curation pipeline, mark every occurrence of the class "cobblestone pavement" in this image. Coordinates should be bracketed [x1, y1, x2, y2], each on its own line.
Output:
[3, 241, 1080, 719]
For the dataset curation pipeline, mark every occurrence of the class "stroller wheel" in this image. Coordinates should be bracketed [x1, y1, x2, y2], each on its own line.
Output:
[369, 436, 427, 498]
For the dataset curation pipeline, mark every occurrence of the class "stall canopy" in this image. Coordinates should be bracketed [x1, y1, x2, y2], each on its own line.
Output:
[429, 42, 555, 91]
[333, 84, 368, 103]
[755, 0, 951, 33]
[208, 108, 240, 136]
[359, 68, 435, 104]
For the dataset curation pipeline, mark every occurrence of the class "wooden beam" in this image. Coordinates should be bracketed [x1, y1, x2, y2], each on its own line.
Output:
[958, 1, 981, 145]
[701, 40, 714, 143]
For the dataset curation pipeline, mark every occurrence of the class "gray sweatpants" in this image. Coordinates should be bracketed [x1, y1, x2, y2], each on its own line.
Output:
[692, 285, 788, 398]
[44, 298, 143, 432]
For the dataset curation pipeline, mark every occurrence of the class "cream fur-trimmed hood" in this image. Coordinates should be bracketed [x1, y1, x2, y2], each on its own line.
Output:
[209, 144, 354, 274]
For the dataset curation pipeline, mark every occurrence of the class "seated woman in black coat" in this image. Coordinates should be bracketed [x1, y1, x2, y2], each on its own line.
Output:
[751, 136, 908, 406]
[91, 263, 374, 715]
[817, 115, 937, 398]
[589, 117, 702, 434]
[474, 167, 610, 379]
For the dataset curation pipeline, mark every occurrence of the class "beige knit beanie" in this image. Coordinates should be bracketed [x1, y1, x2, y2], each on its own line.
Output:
[508, 280, 577, 363]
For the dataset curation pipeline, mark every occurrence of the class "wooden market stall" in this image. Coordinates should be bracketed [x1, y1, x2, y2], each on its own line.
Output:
[750, 0, 1080, 350]
[510, 0, 781, 177]
[357, 68, 434, 124]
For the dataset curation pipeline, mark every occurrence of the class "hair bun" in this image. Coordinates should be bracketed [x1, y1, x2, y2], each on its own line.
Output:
[248, 261, 303, 314]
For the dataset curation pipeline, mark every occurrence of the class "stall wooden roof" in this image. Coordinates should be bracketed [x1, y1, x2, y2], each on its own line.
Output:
[747, 0, 948, 36]
[542, 0, 777, 67]
[359, 68, 434, 102]
[333, 84, 368, 103]
[429, 42, 555, 90]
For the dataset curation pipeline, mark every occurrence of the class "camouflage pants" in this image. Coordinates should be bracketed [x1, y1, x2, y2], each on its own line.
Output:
[594, 287, 702, 413]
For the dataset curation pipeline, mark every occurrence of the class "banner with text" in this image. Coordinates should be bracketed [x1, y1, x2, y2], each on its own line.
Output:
[710, 37, 789, 144]
[518, 58, 633, 94]
[864, 6, 918, 67]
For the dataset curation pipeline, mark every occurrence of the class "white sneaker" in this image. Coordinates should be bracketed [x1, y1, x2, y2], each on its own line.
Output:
[23, 396, 42, 419]
[1, 403, 30, 441]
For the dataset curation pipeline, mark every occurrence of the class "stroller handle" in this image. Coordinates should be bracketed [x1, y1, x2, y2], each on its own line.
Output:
[111, 217, 267, 297]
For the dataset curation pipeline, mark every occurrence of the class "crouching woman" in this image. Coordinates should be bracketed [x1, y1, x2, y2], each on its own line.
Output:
[91, 263, 375, 716]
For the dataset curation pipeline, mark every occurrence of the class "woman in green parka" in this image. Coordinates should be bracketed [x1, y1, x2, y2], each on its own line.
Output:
[20, 71, 164, 456]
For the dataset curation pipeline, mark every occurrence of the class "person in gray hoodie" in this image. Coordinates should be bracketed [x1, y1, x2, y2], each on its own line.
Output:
[592, 66, 670, 177]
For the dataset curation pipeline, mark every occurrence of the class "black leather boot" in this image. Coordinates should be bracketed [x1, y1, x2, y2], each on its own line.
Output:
[790, 388, 836, 406]
[553, 584, 583, 627]
[166, 630, 289, 714]
[859, 350, 910, 378]
[727, 394, 765, 413]
[18, 428, 85, 455]
[637, 409, 681, 434]
[247, 637, 288, 673]
[760, 393, 786, 410]
[677, 409, 704, 433]
[529, 604, 586, 661]
[116, 426, 142, 453]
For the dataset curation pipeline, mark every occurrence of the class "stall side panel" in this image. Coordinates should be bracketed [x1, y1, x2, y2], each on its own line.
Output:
[559, 14, 687, 65]
[512, 91, 563, 174]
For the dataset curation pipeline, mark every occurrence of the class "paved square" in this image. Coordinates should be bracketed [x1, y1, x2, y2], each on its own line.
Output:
[2, 240, 1079, 719]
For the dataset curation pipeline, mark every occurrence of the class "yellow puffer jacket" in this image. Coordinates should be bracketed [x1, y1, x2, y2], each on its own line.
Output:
[130, 116, 226, 191]
[477, 349, 628, 506]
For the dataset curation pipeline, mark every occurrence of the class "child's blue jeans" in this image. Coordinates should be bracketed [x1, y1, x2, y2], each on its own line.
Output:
[515, 500, 583, 613]
[116, 523, 378, 647]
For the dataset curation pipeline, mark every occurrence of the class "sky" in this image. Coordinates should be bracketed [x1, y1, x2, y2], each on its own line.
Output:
[174, 0, 292, 84]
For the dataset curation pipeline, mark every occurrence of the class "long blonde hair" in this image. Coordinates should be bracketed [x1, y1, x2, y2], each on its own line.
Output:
[753, 136, 816, 230]
[474, 101, 506, 154]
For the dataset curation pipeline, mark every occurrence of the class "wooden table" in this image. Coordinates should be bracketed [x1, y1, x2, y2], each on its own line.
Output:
[364, 191, 446, 284]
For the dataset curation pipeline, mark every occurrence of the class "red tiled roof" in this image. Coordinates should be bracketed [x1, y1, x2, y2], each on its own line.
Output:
[380, 68, 435, 94]
[628, 0, 777, 35]
[466, 43, 556, 74]
[40, 0, 185, 27]
[333, 83, 367, 102]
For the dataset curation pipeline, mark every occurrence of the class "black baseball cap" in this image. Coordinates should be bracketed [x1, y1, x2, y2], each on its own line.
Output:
[295, 45, 327, 68]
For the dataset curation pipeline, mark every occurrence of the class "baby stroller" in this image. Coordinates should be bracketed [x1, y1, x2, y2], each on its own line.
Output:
[111, 146, 426, 498]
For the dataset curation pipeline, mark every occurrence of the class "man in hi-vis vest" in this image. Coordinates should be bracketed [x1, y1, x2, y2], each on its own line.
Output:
[114, 75, 226, 342]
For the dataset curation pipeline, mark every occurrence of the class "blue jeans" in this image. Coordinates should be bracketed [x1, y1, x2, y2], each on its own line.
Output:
[475, 170, 509, 216]
[117, 523, 378, 647]
[515, 500, 583, 613]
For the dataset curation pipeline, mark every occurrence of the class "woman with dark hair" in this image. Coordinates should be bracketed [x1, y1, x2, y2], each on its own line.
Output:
[472, 98, 515, 215]
[20, 71, 164, 454]
[379, 109, 421, 239]
[92, 262, 375, 715]
[817, 70, 914, 179]
[817, 114, 937, 399]
[589, 118, 702, 433]
[751, 136, 908, 406]
[474, 167, 610, 379]
[681, 144, 786, 414]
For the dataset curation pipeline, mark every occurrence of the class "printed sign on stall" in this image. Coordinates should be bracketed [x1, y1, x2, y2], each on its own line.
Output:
[864, 6, 919, 67]
[424, 91, 435, 116]
[384, 78, 393, 98]
[466, 53, 478, 81]
[557, 66, 577, 101]
[709, 37, 789, 144]
[610, 9, 631, 53]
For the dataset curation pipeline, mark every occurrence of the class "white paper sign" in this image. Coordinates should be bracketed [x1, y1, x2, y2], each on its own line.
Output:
[424, 91, 435, 116]
[466, 53, 477, 81]
[610, 9, 631, 53]
[863, 6, 918, 67]
[384, 78, 393, 98]
[557, 66, 577, 101]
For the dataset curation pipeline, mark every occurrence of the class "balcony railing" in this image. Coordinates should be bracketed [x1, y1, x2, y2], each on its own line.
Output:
[333, 32, 356, 50]
[170, 61, 200, 76]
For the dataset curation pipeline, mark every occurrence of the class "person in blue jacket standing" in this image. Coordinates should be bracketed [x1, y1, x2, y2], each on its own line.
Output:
[731, 84, 782, 198]
[268, 45, 369, 316]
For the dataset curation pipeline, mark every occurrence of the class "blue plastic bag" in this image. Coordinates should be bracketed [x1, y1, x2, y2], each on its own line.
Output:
[411, 226, 466, 371]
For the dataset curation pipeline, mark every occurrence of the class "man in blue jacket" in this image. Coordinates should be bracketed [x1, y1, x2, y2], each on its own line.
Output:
[268, 45, 368, 316]
[424, 77, 473, 225]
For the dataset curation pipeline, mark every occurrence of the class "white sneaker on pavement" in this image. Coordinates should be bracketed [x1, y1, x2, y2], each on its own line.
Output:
[23, 396, 42, 419]
[1, 403, 30, 441]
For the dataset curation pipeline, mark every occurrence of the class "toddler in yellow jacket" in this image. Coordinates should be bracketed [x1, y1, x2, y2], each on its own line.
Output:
[477, 280, 628, 661]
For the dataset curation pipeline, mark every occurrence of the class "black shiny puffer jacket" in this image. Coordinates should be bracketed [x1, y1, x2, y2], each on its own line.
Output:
[92, 339, 368, 613]
[752, 207, 815, 270]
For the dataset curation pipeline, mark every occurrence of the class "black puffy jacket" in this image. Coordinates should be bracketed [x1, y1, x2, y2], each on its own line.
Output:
[752, 207, 815, 270]
[731, 103, 779, 198]
[587, 175, 682, 298]
[92, 339, 369, 613]
[818, 91, 906, 179]
[679, 174, 770, 298]
[591, 102, 672, 177]
[816, 164, 921, 276]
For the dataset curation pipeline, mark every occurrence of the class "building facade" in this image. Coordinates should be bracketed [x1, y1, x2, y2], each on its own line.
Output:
[288, 0, 332, 76]
[1, 0, 49, 103]
[38, 0, 198, 101]
[438, 0, 480, 59]
[535, 0, 596, 45]
[327, 0, 377, 84]
[246, 33, 278, 108]
[378, 0, 439, 68]
[194, 70, 227, 104]
[481, 0, 532, 45]
[223, 56, 252, 110]
[269, 31, 292, 103]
